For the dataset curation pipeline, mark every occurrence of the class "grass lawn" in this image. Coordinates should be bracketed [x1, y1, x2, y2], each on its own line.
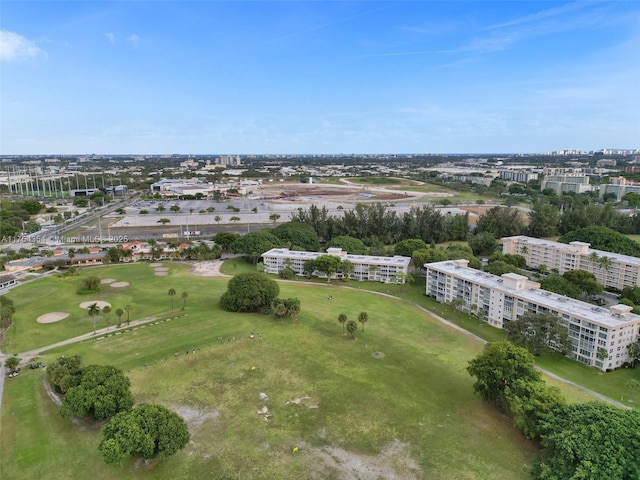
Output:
[2, 266, 542, 480]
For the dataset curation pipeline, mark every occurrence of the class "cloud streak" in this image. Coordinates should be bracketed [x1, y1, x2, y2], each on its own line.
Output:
[0, 30, 47, 62]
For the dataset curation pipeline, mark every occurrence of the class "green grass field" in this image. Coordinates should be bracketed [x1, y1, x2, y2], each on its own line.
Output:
[1, 261, 637, 479]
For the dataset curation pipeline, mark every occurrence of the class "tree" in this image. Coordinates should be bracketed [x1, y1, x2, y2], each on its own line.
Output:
[269, 213, 281, 223]
[214, 215, 221, 224]
[115, 308, 124, 327]
[508, 378, 565, 439]
[468, 231, 498, 256]
[533, 403, 640, 480]
[314, 254, 342, 282]
[213, 232, 240, 251]
[394, 238, 428, 257]
[346, 320, 358, 340]
[559, 226, 640, 257]
[102, 305, 112, 327]
[170, 205, 180, 212]
[230, 216, 241, 223]
[232, 230, 281, 264]
[272, 298, 287, 322]
[527, 201, 560, 237]
[303, 259, 316, 278]
[47, 355, 83, 394]
[467, 341, 541, 407]
[627, 342, 640, 367]
[125, 304, 132, 325]
[271, 221, 320, 251]
[79, 276, 101, 294]
[503, 312, 570, 356]
[597, 347, 609, 363]
[358, 311, 369, 332]
[484, 260, 522, 276]
[0, 295, 16, 328]
[168, 288, 176, 311]
[87, 303, 101, 334]
[181, 292, 188, 310]
[412, 248, 447, 270]
[562, 269, 603, 297]
[220, 273, 280, 313]
[5, 355, 20, 371]
[540, 274, 582, 299]
[338, 313, 347, 335]
[475, 206, 525, 238]
[60, 364, 133, 420]
[285, 297, 301, 322]
[157, 218, 171, 225]
[340, 259, 355, 279]
[99, 403, 190, 466]
[326, 235, 369, 255]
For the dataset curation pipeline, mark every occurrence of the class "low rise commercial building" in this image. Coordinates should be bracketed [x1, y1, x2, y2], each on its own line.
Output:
[425, 259, 640, 371]
[502, 236, 640, 291]
[262, 248, 411, 283]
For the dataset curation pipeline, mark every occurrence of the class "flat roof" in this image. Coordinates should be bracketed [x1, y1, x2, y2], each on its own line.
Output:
[427, 260, 640, 329]
[263, 248, 411, 266]
[503, 235, 640, 266]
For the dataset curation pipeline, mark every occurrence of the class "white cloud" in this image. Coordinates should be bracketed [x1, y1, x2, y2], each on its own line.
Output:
[105, 33, 116, 44]
[0, 30, 46, 62]
[127, 34, 139, 46]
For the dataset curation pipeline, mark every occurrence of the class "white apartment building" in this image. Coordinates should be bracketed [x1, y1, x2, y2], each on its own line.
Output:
[262, 248, 411, 283]
[598, 176, 640, 201]
[502, 236, 640, 291]
[540, 172, 595, 195]
[425, 259, 640, 371]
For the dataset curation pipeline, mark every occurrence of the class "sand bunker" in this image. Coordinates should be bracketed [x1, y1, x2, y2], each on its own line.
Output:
[37, 312, 70, 324]
[155, 272, 168, 276]
[100, 278, 116, 284]
[149, 263, 163, 267]
[110, 281, 130, 288]
[79, 301, 112, 310]
[154, 267, 170, 272]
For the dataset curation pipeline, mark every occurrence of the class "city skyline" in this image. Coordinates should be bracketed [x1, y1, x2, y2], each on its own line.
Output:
[1, 1, 639, 155]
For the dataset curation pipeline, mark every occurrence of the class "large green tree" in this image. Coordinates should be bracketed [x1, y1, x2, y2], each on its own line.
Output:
[232, 230, 282, 264]
[475, 206, 525, 238]
[99, 403, 190, 466]
[559, 226, 640, 257]
[60, 364, 133, 420]
[313, 254, 343, 282]
[220, 273, 280, 313]
[212, 232, 241, 251]
[533, 403, 640, 480]
[271, 221, 320, 251]
[325, 235, 369, 255]
[467, 341, 541, 407]
[394, 238, 428, 257]
[503, 312, 570, 357]
[527, 201, 560, 237]
[47, 355, 84, 394]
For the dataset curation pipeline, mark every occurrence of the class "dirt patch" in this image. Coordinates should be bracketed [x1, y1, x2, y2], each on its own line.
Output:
[42, 378, 63, 406]
[79, 301, 112, 309]
[153, 267, 170, 272]
[100, 278, 116, 284]
[149, 263, 163, 267]
[304, 439, 421, 480]
[190, 260, 227, 277]
[110, 281, 130, 288]
[172, 405, 220, 431]
[37, 312, 70, 324]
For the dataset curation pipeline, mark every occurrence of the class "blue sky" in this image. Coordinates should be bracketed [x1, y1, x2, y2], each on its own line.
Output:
[1, 1, 639, 155]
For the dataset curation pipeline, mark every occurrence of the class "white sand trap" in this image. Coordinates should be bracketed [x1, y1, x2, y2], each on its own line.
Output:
[37, 312, 69, 324]
[79, 301, 112, 310]
[110, 281, 130, 288]
[155, 272, 169, 276]
[154, 267, 170, 272]
[149, 263, 163, 267]
[100, 278, 116, 284]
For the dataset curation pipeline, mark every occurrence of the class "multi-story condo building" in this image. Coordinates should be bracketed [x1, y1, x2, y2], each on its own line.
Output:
[498, 170, 539, 183]
[540, 170, 594, 195]
[502, 236, 640, 291]
[598, 176, 640, 201]
[262, 248, 411, 283]
[425, 259, 640, 371]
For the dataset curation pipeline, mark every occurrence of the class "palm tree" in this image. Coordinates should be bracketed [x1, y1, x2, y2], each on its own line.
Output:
[598, 256, 612, 284]
[338, 313, 347, 335]
[87, 303, 101, 334]
[168, 288, 176, 311]
[125, 304, 132, 325]
[115, 308, 124, 327]
[346, 320, 358, 340]
[358, 311, 369, 333]
[368, 265, 378, 281]
[181, 292, 188, 310]
[519, 245, 528, 256]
